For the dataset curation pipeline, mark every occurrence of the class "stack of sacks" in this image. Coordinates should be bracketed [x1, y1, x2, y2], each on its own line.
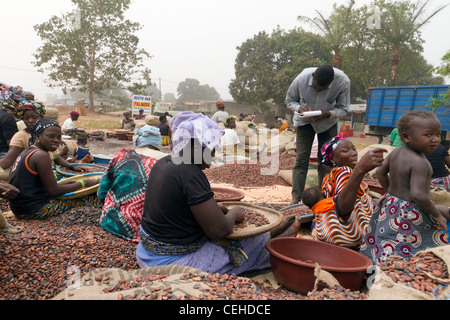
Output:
[235, 121, 258, 148]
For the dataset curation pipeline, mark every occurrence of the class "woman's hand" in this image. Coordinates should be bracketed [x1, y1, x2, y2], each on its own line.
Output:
[356, 147, 388, 174]
[229, 206, 246, 223]
[0, 183, 20, 200]
[72, 165, 85, 173]
[83, 178, 101, 188]
[218, 203, 229, 214]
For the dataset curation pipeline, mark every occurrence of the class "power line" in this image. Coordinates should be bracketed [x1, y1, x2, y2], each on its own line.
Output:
[0, 66, 40, 73]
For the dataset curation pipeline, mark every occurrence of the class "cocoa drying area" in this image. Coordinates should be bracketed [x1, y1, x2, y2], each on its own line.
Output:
[1, 114, 450, 304]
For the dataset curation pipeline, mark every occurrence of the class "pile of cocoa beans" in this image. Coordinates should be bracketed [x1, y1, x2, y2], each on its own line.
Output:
[205, 154, 296, 187]
[0, 207, 139, 300]
[379, 251, 449, 298]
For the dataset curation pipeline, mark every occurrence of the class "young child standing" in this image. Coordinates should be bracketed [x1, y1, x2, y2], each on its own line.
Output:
[361, 111, 450, 264]
[157, 115, 172, 146]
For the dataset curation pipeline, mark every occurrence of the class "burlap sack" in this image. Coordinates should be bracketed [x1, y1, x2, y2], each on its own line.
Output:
[145, 115, 160, 126]
[430, 188, 450, 207]
[357, 144, 395, 178]
[278, 169, 319, 189]
[45, 107, 60, 121]
[367, 245, 450, 300]
[52, 265, 263, 300]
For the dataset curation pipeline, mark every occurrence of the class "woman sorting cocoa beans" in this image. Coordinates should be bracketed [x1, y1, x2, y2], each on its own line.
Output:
[301, 136, 387, 249]
[136, 112, 300, 275]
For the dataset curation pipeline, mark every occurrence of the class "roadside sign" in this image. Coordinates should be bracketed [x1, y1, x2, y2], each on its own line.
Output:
[131, 95, 152, 116]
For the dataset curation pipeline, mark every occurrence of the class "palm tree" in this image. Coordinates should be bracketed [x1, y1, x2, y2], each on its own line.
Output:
[376, 0, 448, 85]
[297, 0, 355, 69]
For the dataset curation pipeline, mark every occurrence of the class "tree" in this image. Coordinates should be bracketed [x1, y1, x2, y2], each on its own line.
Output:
[431, 50, 450, 77]
[374, 0, 447, 85]
[33, 0, 151, 111]
[297, 0, 355, 69]
[229, 27, 331, 111]
[177, 78, 220, 101]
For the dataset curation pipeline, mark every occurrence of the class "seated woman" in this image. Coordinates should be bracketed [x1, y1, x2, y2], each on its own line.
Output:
[8, 119, 101, 220]
[121, 111, 136, 131]
[136, 112, 300, 275]
[302, 136, 387, 249]
[98, 125, 166, 243]
[0, 101, 83, 179]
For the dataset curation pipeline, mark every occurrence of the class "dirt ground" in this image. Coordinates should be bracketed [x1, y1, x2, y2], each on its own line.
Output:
[58, 110, 386, 206]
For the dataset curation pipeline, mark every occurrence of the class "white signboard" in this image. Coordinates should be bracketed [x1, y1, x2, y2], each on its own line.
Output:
[131, 95, 152, 116]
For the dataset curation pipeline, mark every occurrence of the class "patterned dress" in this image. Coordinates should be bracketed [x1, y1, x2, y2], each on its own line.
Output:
[312, 166, 373, 249]
[98, 149, 158, 243]
[360, 193, 449, 264]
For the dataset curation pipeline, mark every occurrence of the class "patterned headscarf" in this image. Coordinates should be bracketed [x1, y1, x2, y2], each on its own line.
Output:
[224, 115, 238, 128]
[136, 125, 162, 149]
[320, 136, 346, 167]
[30, 119, 60, 146]
[14, 101, 46, 120]
[170, 111, 224, 155]
[1, 101, 15, 112]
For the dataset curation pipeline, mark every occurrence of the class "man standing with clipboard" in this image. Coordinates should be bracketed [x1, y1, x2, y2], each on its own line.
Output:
[285, 64, 351, 205]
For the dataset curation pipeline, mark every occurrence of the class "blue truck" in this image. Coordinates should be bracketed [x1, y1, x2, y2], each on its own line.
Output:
[365, 85, 450, 143]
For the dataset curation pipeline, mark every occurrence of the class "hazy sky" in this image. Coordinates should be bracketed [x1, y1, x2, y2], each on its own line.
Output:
[1, 0, 449, 103]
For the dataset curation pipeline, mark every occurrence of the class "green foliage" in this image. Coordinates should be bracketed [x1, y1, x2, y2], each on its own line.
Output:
[426, 91, 450, 113]
[177, 78, 220, 101]
[229, 27, 331, 107]
[33, 0, 151, 110]
[430, 51, 450, 77]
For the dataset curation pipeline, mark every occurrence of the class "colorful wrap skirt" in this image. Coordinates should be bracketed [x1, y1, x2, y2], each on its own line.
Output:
[98, 149, 158, 243]
[312, 193, 373, 249]
[14, 194, 102, 220]
[136, 226, 271, 275]
[360, 193, 449, 264]
[430, 175, 450, 191]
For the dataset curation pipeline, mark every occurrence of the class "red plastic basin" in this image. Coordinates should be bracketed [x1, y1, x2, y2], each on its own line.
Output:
[266, 237, 373, 295]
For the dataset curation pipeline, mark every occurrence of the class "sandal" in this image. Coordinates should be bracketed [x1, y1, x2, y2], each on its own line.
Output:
[1, 223, 23, 234]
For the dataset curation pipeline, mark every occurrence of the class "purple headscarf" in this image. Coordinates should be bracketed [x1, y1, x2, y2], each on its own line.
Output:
[170, 111, 224, 155]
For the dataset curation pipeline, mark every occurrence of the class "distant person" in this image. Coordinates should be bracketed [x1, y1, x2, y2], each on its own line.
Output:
[135, 109, 145, 120]
[424, 143, 450, 190]
[62, 111, 85, 136]
[277, 118, 288, 132]
[285, 64, 351, 205]
[121, 111, 136, 131]
[157, 115, 172, 146]
[211, 101, 229, 123]
[388, 127, 404, 147]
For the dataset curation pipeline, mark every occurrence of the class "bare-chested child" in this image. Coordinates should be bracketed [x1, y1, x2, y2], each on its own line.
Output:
[361, 111, 450, 263]
[376, 111, 450, 231]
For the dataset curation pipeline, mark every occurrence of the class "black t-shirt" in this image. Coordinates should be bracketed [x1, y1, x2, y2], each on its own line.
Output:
[425, 144, 450, 178]
[0, 109, 18, 153]
[157, 123, 170, 136]
[9, 147, 51, 216]
[141, 155, 214, 245]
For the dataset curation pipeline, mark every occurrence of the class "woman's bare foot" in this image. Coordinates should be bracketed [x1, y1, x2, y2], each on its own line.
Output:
[270, 216, 301, 238]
